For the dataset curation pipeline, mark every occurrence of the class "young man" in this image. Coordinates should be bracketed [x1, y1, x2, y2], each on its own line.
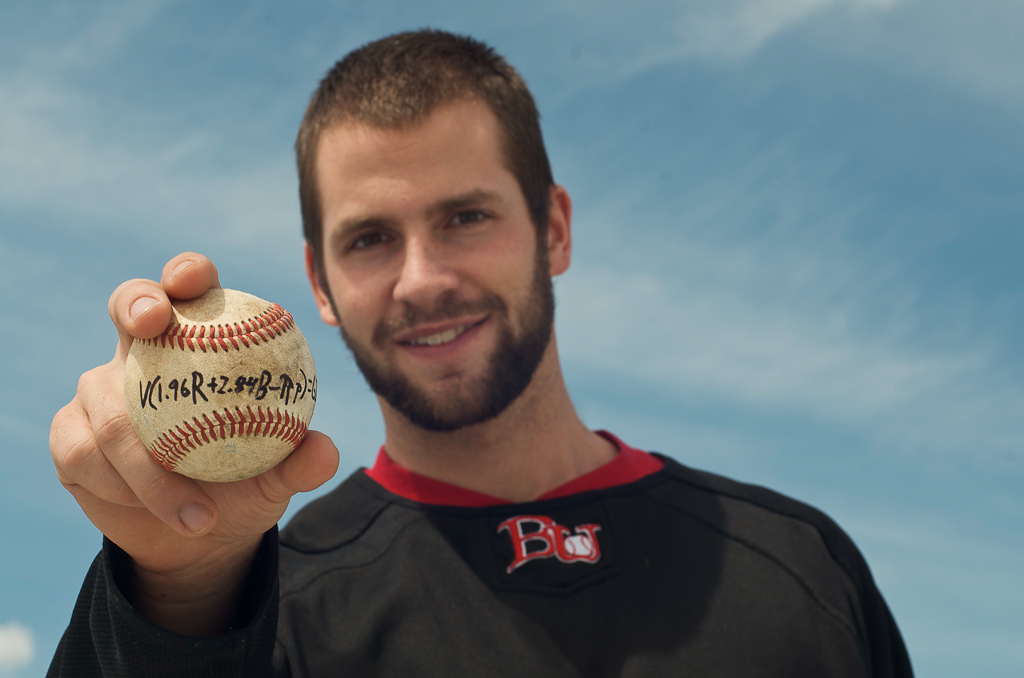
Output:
[49, 30, 913, 677]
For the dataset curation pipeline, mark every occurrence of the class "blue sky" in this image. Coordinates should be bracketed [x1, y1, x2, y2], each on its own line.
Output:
[1, 1, 1022, 675]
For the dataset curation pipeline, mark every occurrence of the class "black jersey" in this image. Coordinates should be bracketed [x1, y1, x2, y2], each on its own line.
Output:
[49, 455, 913, 677]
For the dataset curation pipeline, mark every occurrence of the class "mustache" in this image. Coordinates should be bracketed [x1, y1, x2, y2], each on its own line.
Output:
[372, 293, 508, 346]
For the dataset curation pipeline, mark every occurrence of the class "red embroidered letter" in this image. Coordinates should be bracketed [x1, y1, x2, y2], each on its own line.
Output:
[498, 516, 602, 574]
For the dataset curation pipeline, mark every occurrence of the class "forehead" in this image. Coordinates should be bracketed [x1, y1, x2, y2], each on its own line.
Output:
[314, 99, 517, 221]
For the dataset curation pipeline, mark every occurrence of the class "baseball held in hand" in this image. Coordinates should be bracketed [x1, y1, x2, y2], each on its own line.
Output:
[124, 288, 317, 482]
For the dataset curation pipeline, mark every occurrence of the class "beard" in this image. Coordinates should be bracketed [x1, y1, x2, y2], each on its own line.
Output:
[335, 246, 555, 432]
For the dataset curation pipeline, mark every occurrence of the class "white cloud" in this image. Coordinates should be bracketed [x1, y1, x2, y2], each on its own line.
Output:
[0, 0, 303, 270]
[672, 0, 902, 60]
[533, 0, 902, 97]
[549, 83, 1024, 458]
[0, 75, 299, 252]
[555, 130, 1024, 458]
[560, 263, 966, 412]
[558, 257, 1024, 455]
[822, 0, 1024, 108]
[0, 623, 34, 673]
[8, 0, 171, 75]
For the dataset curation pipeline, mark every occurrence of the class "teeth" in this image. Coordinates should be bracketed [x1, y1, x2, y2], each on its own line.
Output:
[408, 325, 468, 346]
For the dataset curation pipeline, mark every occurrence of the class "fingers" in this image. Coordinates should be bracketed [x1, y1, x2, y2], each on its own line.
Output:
[50, 397, 143, 508]
[259, 431, 340, 504]
[54, 252, 227, 543]
[160, 252, 220, 301]
[77, 362, 220, 537]
[108, 279, 173, 364]
[106, 253, 220, 365]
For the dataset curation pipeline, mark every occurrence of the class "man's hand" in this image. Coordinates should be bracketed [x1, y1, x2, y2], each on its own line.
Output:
[50, 253, 339, 636]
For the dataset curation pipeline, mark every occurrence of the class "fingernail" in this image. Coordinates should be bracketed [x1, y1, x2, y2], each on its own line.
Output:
[170, 260, 194, 281]
[129, 297, 158, 320]
[179, 503, 212, 534]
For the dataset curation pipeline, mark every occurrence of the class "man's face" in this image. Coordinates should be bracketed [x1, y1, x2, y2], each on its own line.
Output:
[308, 100, 566, 431]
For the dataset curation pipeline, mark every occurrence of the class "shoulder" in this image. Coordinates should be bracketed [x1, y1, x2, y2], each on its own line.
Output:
[648, 458, 913, 675]
[647, 454, 878, 605]
[638, 456, 911, 675]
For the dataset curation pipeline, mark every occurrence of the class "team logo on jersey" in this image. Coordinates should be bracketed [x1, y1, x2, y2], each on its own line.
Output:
[497, 515, 602, 574]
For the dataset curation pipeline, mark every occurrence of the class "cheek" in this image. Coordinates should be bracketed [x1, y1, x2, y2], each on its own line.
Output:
[477, 227, 538, 286]
[499, 256, 544, 326]
[329, 272, 391, 335]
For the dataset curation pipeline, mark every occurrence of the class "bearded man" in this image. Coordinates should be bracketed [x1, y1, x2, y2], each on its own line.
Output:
[49, 30, 913, 677]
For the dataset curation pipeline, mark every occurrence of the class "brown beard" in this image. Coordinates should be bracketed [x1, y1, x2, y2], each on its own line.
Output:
[334, 243, 554, 432]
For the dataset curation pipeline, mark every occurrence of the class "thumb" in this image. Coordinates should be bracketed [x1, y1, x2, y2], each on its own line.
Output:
[262, 431, 340, 502]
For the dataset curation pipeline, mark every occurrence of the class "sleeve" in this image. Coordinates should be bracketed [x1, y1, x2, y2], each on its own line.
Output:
[47, 528, 281, 678]
[810, 503, 913, 678]
[859, 567, 914, 678]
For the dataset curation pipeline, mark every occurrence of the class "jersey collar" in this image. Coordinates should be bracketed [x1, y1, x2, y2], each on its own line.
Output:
[363, 431, 664, 507]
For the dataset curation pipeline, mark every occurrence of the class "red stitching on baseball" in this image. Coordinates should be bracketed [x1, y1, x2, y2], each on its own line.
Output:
[135, 303, 294, 352]
[150, 406, 309, 473]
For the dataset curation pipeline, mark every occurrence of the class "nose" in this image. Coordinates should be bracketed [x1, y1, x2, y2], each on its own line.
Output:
[392, 236, 459, 309]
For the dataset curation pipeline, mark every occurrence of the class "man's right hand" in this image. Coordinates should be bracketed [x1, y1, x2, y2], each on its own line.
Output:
[49, 252, 339, 636]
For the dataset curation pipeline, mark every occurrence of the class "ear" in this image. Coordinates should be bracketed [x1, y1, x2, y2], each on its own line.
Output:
[546, 184, 573, 277]
[304, 242, 341, 327]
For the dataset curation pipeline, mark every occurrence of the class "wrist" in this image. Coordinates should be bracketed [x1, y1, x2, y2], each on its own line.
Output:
[125, 536, 263, 636]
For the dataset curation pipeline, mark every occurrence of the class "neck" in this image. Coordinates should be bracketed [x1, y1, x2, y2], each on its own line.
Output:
[378, 338, 616, 502]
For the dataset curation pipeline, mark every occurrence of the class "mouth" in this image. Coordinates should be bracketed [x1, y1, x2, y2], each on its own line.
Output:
[404, 324, 472, 346]
[396, 317, 487, 348]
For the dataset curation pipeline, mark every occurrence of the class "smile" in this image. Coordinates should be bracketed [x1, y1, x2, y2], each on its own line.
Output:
[404, 323, 473, 346]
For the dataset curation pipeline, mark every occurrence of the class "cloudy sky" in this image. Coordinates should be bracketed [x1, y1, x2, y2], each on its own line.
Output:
[2, 1, 1022, 675]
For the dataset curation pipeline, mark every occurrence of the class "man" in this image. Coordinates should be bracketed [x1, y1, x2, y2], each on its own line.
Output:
[49, 30, 913, 677]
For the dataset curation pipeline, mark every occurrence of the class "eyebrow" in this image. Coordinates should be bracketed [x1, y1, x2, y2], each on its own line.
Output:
[424, 189, 504, 221]
[327, 188, 506, 253]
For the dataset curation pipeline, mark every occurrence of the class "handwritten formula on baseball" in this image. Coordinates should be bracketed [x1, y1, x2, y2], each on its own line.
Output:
[124, 288, 316, 482]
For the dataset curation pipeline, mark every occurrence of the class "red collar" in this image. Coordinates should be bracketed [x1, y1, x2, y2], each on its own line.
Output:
[363, 431, 664, 507]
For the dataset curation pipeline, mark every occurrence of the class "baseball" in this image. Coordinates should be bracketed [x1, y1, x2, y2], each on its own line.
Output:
[124, 288, 317, 482]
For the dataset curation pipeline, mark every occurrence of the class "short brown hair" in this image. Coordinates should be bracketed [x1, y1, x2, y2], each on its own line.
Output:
[296, 29, 554, 283]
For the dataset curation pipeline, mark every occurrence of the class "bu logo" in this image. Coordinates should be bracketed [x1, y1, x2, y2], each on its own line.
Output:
[497, 515, 602, 574]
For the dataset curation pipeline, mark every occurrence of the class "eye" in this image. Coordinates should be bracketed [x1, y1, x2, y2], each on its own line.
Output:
[451, 210, 487, 227]
[350, 231, 391, 251]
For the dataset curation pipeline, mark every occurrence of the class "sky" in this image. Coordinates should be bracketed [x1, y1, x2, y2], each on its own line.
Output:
[1, 0, 1022, 675]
